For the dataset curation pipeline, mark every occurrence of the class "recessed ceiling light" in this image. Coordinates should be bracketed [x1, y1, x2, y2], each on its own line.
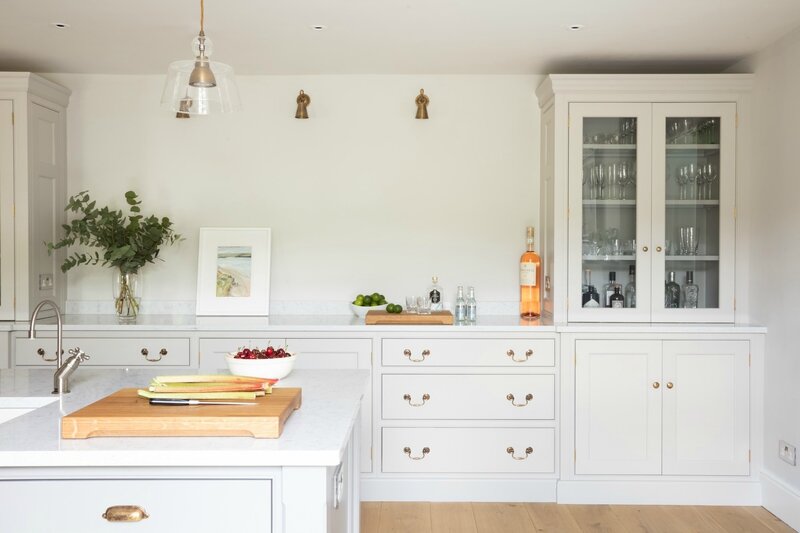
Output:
[568, 24, 584, 31]
[50, 22, 70, 29]
[310, 24, 327, 31]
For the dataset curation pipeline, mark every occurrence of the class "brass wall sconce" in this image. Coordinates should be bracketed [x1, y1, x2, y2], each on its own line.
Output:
[295, 90, 311, 119]
[415, 88, 429, 119]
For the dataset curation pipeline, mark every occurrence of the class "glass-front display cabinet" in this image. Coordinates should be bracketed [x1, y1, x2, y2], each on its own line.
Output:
[568, 102, 736, 322]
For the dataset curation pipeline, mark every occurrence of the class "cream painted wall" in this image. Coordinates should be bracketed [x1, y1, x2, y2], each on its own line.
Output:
[729, 29, 800, 512]
[47, 74, 541, 312]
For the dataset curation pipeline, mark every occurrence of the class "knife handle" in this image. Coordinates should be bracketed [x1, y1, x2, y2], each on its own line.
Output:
[149, 399, 192, 406]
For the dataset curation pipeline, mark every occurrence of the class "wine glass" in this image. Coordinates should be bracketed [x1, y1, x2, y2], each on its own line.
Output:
[686, 163, 698, 200]
[675, 165, 688, 200]
[595, 164, 606, 200]
[704, 162, 718, 200]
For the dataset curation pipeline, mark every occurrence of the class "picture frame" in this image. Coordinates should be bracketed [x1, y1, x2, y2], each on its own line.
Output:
[195, 228, 271, 316]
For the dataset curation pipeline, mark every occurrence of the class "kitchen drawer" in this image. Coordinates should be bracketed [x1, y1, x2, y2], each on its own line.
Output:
[0, 478, 272, 532]
[198, 337, 288, 371]
[382, 374, 555, 420]
[382, 338, 555, 367]
[15, 337, 191, 367]
[382, 427, 555, 474]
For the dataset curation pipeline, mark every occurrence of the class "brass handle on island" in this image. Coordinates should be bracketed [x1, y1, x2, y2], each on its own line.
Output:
[102, 505, 149, 522]
[403, 393, 430, 407]
[140, 348, 164, 362]
[403, 446, 430, 460]
[506, 393, 533, 407]
[507, 349, 533, 362]
[403, 348, 429, 363]
[507, 446, 534, 460]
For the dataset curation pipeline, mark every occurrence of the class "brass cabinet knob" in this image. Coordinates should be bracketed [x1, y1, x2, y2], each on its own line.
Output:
[643, 246, 649, 252]
[652, 381, 660, 389]
[507, 446, 534, 460]
[507, 349, 533, 363]
[656, 246, 663, 252]
[140, 348, 163, 362]
[403, 349, 429, 363]
[666, 382, 674, 389]
[102, 505, 149, 522]
[159, 348, 168, 356]
[506, 393, 533, 407]
[403, 393, 430, 406]
[403, 446, 430, 460]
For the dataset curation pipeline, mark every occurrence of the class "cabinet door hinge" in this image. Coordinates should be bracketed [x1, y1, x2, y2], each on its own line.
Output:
[748, 449, 751, 462]
[574, 449, 577, 463]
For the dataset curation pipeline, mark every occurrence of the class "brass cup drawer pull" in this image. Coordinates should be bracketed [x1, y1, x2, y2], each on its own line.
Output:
[102, 505, 149, 522]
[403, 348, 430, 363]
[37, 347, 58, 362]
[140, 348, 167, 362]
[506, 393, 533, 407]
[507, 349, 533, 362]
[507, 446, 534, 460]
[403, 446, 430, 460]
[403, 393, 430, 406]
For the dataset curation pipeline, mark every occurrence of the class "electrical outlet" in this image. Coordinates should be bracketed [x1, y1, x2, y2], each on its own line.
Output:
[38, 274, 53, 291]
[779, 440, 797, 466]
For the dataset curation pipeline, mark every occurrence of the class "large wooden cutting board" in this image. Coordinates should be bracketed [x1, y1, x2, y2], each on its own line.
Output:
[61, 387, 302, 439]
[365, 310, 454, 325]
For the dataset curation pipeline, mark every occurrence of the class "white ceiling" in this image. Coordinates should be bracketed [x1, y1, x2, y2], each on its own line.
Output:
[2, 0, 800, 75]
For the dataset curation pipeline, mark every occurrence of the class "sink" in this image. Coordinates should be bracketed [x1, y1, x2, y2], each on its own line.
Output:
[0, 397, 58, 425]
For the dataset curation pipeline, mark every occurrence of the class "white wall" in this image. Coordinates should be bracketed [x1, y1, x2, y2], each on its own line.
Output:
[730, 28, 800, 524]
[47, 74, 541, 313]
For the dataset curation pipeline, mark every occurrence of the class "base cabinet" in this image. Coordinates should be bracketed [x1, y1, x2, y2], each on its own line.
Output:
[575, 338, 750, 476]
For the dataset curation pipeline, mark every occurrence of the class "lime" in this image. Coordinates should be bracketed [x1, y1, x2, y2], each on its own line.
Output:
[371, 292, 380, 301]
[387, 303, 396, 313]
[395, 305, 403, 313]
[363, 296, 373, 306]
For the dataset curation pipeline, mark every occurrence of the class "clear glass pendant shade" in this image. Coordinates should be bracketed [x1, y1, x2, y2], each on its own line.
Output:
[161, 34, 240, 115]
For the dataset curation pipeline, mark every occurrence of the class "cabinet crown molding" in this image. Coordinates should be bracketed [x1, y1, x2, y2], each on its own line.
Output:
[0, 72, 71, 107]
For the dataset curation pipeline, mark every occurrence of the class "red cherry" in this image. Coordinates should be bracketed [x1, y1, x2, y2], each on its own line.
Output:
[266, 347, 275, 356]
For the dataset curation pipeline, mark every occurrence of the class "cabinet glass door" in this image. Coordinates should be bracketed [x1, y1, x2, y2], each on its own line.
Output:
[652, 103, 736, 322]
[0, 100, 13, 320]
[568, 103, 652, 322]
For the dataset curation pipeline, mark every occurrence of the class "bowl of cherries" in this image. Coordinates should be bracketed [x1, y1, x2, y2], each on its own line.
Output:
[226, 345, 296, 380]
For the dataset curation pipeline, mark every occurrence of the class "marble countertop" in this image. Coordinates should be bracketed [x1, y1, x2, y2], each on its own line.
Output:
[0, 368, 369, 468]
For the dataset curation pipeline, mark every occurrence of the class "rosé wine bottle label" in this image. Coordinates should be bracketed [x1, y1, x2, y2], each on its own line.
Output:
[520, 263, 537, 286]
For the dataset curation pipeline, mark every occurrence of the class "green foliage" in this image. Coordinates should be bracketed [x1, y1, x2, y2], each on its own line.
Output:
[46, 190, 183, 274]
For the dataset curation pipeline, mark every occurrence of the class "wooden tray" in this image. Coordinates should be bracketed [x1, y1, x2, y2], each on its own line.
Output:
[365, 310, 454, 325]
[61, 387, 302, 439]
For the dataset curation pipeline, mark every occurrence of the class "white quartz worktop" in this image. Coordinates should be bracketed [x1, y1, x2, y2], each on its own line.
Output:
[0, 368, 369, 468]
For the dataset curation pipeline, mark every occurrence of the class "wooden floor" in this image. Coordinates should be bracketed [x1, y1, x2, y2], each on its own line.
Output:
[361, 502, 796, 533]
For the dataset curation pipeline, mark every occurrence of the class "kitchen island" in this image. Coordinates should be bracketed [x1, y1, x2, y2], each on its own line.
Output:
[0, 368, 368, 532]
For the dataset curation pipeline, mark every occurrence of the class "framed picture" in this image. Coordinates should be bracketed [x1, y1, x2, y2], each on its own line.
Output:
[196, 228, 271, 316]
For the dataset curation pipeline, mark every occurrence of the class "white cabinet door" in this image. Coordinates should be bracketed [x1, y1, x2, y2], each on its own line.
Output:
[0, 100, 13, 320]
[575, 340, 662, 474]
[662, 340, 749, 475]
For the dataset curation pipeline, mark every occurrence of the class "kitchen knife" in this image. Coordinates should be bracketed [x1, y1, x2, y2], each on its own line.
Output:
[148, 399, 258, 406]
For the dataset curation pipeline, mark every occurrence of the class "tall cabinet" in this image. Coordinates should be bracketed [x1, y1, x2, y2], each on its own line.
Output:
[0, 73, 70, 321]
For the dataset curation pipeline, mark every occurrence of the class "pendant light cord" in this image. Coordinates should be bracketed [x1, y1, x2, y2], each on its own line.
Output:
[199, 0, 205, 34]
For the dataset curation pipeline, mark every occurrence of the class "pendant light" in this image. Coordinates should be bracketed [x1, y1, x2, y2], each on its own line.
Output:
[161, 0, 241, 115]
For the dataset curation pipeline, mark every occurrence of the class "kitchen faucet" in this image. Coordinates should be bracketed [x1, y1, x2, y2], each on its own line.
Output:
[28, 300, 85, 394]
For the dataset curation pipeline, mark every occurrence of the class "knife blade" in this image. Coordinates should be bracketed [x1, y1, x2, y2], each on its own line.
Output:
[148, 399, 258, 406]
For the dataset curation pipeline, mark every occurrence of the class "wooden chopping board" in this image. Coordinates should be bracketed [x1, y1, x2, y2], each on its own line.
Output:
[61, 387, 302, 439]
[365, 310, 454, 325]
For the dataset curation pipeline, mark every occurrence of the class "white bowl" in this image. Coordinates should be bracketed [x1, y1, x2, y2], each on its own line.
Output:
[225, 352, 297, 380]
[350, 302, 387, 318]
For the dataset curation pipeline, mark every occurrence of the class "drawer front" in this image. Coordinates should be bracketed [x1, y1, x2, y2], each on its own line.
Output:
[382, 374, 555, 420]
[15, 337, 191, 367]
[0, 478, 271, 532]
[382, 427, 555, 474]
[382, 338, 555, 367]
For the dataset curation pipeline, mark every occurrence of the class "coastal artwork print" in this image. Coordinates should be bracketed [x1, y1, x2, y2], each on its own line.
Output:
[216, 246, 252, 297]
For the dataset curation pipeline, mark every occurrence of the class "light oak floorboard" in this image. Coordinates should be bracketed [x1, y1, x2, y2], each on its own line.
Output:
[525, 502, 582, 532]
[378, 502, 432, 533]
[361, 502, 382, 533]
[611, 505, 702, 533]
[565, 504, 633, 533]
[473, 503, 536, 533]
[699, 506, 778, 533]
[744, 506, 798, 533]
[655, 506, 725, 533]
[430, 502, 478, 533]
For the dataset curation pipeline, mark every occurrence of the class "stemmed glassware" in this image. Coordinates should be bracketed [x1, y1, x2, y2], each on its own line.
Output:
[702, 162, 718, 200]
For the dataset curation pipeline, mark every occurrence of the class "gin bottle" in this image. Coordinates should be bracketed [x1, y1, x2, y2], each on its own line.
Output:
[466, 286, 477, 322]
[454, 286, 467, 322]
[582, 270, 600, 308]
[684, 271, 699, 309]
[665, 271, 681, 308]
[429, 275, 443, 311]
[624, 265, 636, 308]
[603, 271, 622, 307]
[609, 286, 624, 308]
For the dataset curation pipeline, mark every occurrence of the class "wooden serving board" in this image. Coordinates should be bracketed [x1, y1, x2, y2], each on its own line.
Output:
[61, 387, 302, 439]
[365, 310, 454, 325]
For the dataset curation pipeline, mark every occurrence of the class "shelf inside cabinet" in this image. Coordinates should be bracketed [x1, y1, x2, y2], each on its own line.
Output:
[582, 255, 636, 262]
[583, 144, 637, 151]
[665, 255, 720, 262]
[583, 200, 637, 208]
[665, 144, 720, 150]
[665, 200, 720, 207]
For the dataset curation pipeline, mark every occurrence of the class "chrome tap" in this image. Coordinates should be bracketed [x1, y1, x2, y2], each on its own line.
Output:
[28, 300, 66, 392]
[53, 348, 90, 394]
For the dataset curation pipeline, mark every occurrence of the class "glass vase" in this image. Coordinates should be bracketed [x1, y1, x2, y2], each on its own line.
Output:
[113, 269, 141, 323]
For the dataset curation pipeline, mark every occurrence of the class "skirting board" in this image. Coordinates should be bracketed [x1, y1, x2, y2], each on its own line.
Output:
[557, 480, 761, 505]
[361, 478, 557, 502]
[761, 471, 800, 532]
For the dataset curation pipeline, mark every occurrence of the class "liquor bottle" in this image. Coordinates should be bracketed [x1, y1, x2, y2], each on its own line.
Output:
[466, 286, 477, 322]
[624, 265, 636, 308]
[609, 286, 624, 308]
[582, 270, 601, 308]
[665, 271, 681, 308]
[603, 271, 622, 307]
[519, 226, 542, 319]
[429, 276, 443, 311]
[454, 285, 467, 322]
[684, 271, 699, 309]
